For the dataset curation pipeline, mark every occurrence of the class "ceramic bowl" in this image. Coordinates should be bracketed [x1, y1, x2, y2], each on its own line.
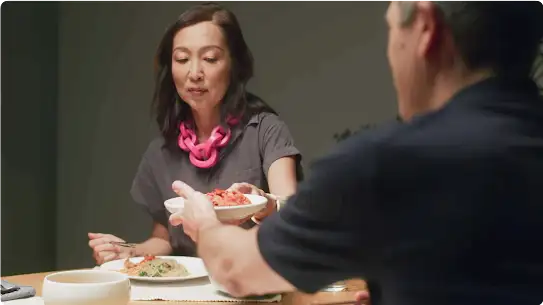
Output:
[42, 270, 130, 305]
[164, 194, 268, 221]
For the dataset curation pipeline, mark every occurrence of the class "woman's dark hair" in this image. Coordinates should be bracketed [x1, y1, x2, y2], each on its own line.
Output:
[152, 2, 276, 150]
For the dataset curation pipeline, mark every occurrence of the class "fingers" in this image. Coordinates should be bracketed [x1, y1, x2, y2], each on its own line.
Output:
[182, 221, 199, 242]
[172, 181, 215, 209]
[227, 183, 263, 195]
[93, 243, 134, 265]
[88, 232, 124, 242]
[94, 243, 121, 253]
[252, 196, 278, 220]
[88, 233, 127, 265]
[93, 244, 122, 265]
[88, 232, 104, 239]
[227, 183, 251, 193]
[88, 234, 125, 248]
[354, 290, 370, 305]
[95, 251, 119, 265]
[253, 209, 271, 220]
[172, 180, 196, 199]
[102, 253, 118, 263]
[169, 212, 183, 227]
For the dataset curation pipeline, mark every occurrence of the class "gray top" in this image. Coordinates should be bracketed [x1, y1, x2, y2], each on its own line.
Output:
[130, 112, 302, 256]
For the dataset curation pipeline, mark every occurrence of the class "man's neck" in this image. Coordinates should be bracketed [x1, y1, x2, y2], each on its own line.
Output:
[427, 69, 494, 113]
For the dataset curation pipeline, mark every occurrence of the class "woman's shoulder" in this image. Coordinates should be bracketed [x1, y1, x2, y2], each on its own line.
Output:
[136, 136, 185, 177]
[246, 111, 289, 129]
[140, 136, 176, 164]
[144, 136, 166, 156]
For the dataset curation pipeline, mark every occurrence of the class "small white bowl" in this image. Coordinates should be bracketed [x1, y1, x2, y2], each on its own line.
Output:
[164, 194, 268, 221]
[42, 270, 130, 305]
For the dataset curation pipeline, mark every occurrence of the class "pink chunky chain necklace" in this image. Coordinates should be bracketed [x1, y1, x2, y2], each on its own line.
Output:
[177, 116, 240, 168]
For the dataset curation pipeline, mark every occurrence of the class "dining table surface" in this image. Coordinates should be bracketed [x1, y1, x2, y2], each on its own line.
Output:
[2, 270, 368, 305]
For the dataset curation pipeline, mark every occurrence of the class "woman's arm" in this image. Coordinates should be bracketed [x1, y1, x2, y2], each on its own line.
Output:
[133, 221, 173, 256]
[129, 140, 175, 255]
[267, 156, 298, 198]
[252, 113, 302, 221]
[89, 222, 172, 264]
[252, 157, 298, 222]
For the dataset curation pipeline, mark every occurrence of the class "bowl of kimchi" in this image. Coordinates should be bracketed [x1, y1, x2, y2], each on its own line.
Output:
[164, 189, 268, 221]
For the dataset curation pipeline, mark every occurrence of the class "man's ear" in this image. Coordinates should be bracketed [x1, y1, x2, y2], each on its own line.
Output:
[415, 1, 442, 58]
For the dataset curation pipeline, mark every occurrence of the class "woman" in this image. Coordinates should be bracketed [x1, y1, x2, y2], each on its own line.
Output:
[88, 2, 302, 265]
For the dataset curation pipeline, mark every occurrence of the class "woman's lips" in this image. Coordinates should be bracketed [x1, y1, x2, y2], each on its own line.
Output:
[187, 88, 208, 96]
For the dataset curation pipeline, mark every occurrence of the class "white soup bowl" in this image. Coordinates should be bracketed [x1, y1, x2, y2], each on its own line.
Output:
[42, 270, 130, 305]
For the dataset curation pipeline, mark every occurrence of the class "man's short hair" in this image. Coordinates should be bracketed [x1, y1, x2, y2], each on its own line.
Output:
[398, 1, 543, 79]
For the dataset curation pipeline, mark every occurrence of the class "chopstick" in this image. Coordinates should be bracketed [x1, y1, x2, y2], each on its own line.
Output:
[110, 241, 137, 248]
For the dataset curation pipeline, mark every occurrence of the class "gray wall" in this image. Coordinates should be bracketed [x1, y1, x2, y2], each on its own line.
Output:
[1, 2, 59, 275]
[2, 2, 397, 273]
[55, 1, 396, 270]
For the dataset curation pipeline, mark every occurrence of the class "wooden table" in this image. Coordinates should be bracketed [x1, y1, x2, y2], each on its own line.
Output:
[3, 271, 367, 305]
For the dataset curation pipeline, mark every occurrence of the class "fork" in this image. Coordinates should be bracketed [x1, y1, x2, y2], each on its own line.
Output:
[1, 284, 20, 295]
[109, 241, 137, 248]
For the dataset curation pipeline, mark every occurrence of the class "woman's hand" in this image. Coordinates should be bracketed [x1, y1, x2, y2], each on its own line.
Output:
[88, 232, 134, 265]
[227, 183, 277, 222]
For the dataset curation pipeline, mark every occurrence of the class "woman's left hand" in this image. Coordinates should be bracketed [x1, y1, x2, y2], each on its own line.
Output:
[227, 183, 277, 222]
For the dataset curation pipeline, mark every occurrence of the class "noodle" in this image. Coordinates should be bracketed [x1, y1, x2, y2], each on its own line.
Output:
[206, 189, 251, 207]
[120, 255, 190, 277]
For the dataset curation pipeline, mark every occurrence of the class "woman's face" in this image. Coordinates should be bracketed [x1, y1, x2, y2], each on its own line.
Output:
[172, 21, 231, 113]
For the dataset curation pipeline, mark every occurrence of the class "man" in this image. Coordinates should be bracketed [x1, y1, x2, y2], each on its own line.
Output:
[169, 2, 543, 305]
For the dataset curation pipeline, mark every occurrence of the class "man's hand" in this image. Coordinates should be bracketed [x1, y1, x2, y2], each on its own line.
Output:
[169, 181, 221, 242]
[227, 183, 277, 222]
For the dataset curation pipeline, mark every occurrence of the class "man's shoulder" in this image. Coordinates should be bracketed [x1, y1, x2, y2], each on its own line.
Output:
[331, 111, 485, 166]
[364, 109, 498, 150]
[332, 118, 429, 157]
[310, 120, 406, 178]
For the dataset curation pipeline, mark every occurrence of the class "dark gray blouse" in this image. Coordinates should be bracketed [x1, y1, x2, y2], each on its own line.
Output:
[130, 112, 302, 256]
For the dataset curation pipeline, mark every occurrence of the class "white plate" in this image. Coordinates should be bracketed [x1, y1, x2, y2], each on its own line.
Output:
[209, 276, 280, 300]
[164, 194, 268, 221]
[99, 256, 208, 282]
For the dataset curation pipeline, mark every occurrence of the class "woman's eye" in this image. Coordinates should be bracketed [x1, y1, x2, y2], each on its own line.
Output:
[175, 58, 188, 64]
[204, 57, 218, 63]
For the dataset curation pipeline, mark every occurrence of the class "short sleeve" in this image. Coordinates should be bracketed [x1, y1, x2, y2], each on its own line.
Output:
[257, 113, 303, 180]
[257, 133, 386, 293]
[130, 145, 169, 228]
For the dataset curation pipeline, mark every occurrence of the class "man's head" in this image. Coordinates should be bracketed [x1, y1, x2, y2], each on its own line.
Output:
[386, 1, 543, 120]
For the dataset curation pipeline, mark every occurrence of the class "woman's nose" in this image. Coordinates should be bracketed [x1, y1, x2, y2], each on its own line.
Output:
[188, 62, 204, 81]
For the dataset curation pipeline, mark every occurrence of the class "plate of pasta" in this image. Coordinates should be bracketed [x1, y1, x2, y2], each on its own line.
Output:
[100, 255, 208, 282]
[164, 189, 268, 221]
